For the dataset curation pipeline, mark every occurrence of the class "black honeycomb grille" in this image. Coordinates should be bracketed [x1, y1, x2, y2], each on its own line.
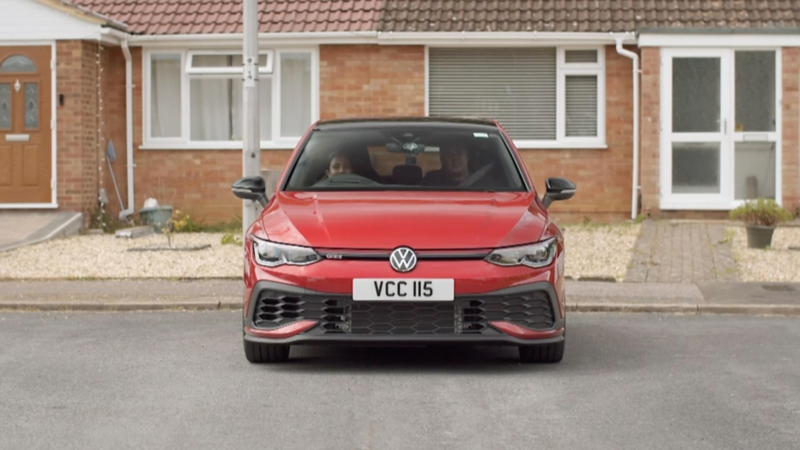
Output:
[351, 302, 455, 335]
[252, 290, 555, 335]
[469, 291, 555, 330]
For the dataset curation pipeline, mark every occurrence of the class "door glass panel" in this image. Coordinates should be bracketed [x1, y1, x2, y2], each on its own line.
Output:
[672, 142, 720, 194]
[735, 142, 776, 200]
[0, 55, 37, 73]
[24, 83, 38, 129]
[672, 58, 720, 132]
[735, 51, 776, 132]
[0, 83, 10, 129]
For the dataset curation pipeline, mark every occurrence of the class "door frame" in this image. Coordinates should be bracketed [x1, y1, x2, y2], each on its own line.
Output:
[0, 41, 57, 209]
[659, 47, 783, 210]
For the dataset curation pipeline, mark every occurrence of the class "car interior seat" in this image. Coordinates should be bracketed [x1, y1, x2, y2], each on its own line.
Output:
[392, 164, 423, 185]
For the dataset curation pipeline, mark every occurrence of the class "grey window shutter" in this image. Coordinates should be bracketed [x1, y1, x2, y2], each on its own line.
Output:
[428, 48, 556, 140]
[565, 75, 598, 137]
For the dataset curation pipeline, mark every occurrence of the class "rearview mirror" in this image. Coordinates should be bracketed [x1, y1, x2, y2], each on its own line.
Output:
[542, 177, 576, 209]
[232, 176, 268, 207]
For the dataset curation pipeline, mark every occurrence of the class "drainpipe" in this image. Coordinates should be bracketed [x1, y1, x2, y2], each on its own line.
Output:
[120, 39, 135, 219]
[615, 38, 640, 220]
[101, 28, 135, 219]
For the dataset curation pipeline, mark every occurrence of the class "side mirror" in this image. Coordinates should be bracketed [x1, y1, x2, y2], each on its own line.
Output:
[542, 177, 576, 209]
[232, 176, 268, 207]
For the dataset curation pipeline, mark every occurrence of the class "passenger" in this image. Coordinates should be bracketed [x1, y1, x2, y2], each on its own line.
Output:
[326, 152, 353, 178]
[420, 142, 471, 186]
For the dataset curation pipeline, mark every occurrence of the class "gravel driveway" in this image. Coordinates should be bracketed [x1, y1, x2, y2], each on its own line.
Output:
[729, 226, 800, 282]
[561, 223, 641, 281]
[0, 233, 242, 279]
[0, 225, 640, 280]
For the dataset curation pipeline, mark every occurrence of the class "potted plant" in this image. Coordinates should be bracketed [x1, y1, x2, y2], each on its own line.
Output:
[730, 198, 793, 249]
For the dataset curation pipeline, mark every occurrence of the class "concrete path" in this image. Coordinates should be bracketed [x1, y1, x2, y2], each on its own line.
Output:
[625, 221, 738, 283]
[2, 312, 799, 450]
[0, 211, 82, 252]
[1, 279, 798, 315]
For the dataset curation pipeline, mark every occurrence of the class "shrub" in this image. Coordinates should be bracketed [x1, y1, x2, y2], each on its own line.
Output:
[730, 198, 793, 227]
[221, 233, 242, 246]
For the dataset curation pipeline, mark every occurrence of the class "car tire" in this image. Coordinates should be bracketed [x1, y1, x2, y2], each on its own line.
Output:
[518, 340, 565, 363]
[243, 340, 290, 363]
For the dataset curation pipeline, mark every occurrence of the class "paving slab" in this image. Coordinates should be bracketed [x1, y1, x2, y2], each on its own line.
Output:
[0, 211, 82, 252]
[624, 221, 738, 283]
[697, 282, 800, 306]
[1, 279, 798, 316]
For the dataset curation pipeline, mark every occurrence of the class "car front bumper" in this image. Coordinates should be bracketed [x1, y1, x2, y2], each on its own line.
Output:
[243, 280, 566, 346]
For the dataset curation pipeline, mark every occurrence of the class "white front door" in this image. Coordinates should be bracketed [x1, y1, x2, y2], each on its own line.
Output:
[660, 48, 780, 210]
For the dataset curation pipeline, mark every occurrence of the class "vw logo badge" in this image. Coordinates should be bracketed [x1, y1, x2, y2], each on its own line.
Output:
[389, 247, 417, 273]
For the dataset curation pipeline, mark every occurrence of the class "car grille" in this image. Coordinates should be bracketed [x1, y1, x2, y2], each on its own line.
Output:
[252, 290, 555, 335]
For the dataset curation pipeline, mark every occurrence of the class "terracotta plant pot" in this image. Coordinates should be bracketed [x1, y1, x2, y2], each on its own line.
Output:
[745, 225, 775, 249]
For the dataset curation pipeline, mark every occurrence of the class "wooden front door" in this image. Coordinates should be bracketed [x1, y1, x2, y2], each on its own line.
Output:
[0, 47, 52, 204]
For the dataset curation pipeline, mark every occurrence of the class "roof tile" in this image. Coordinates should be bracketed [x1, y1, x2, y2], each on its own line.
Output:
[69, 0, 800, 35]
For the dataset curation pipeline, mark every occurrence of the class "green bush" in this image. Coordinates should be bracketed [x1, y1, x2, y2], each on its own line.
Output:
[221, 233, 243, 246]
[730, 198, 793, 227]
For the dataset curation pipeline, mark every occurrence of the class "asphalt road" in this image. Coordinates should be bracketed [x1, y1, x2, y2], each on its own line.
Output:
[1, 312, 798, 450]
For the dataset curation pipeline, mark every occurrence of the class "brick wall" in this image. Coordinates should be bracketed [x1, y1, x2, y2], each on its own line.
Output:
[319, 45, 425, 118]
[519, 45, 635, 223]
[56, 40, 100, 224]
[99, 45, 128, 218]
[783, 48, 800, 212]
[640, 47, 660, 218]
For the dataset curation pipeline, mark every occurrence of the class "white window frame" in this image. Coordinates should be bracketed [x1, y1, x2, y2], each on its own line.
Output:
[424, 45, 606, 149]
[659, 47, 782, 210]
[142, 47, 319, 150]
[185, 49, 274, 75]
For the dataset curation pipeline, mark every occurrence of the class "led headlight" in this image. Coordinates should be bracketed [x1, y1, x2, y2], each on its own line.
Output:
[250, 236, 321, 267]
[485, 237, 557, 268]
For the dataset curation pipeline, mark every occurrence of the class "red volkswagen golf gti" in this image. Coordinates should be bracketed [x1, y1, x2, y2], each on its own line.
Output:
[232, 117, 576, 364]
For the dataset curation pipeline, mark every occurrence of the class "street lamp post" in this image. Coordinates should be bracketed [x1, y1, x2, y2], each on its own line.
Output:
[241, 0, 261, 235]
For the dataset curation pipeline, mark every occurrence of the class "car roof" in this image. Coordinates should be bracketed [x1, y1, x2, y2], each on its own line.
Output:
[313, 116, 500, 132]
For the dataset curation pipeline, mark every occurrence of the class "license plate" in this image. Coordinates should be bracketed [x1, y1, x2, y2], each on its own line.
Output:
[352, 279, 454, 301]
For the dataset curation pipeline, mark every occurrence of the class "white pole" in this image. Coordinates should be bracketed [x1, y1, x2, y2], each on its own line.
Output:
[242, 0, 261, 235]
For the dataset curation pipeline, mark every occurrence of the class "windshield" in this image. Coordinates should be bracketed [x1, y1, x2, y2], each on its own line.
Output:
[283, 124, 527, 192]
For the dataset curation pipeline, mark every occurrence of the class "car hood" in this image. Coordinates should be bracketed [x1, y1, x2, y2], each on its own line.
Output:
[259, 191, 549, 250]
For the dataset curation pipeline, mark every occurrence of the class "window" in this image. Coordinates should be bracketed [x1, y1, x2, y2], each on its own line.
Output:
[144, 49, 316, 149]
[427, 47, 605, 148]
[284, 124, 526, 192]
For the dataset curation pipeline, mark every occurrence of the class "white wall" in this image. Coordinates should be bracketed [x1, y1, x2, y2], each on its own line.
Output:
[0, 0, 101, 41]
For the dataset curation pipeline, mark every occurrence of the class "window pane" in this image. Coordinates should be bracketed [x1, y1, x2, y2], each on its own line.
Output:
[190, 78, 234, 141]
[735, 142, 776, 200]
[280, 53, 312, 137]
[150, 54, 181, 138]
[190, 78, 272, 141]
[429, 48, 557, 140]
[565, 75, 597, 137]
[0, 83, 10, 130]
[565, 50, 597, 63]
[191, 54, 268, 68]
[191, 55, 230, 68]
[735, 51, 775, 132]
[672, 142, 720, 194]
[24, 83, 38, 129]
[672, 58, 720, 133]
[0, 55, 36, 73]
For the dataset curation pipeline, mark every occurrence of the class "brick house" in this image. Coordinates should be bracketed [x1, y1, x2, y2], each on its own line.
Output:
[1, 0, 799, 225]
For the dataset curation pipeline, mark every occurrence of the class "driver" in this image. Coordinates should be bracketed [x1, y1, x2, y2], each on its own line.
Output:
[326, 152, 353, 178]
[420, 141, 470, 186]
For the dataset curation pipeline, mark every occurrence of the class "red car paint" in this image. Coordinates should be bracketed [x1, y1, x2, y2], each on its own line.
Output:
[241, 119, 568, 341]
